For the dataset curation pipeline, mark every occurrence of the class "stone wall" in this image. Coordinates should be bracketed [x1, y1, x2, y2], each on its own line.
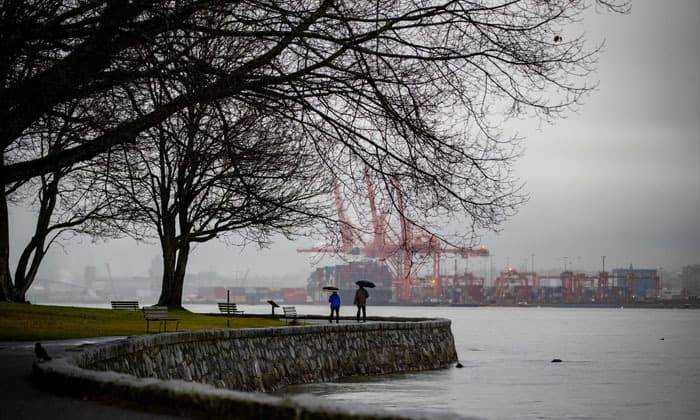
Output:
[79, 319, 457, 392]
[32, 318, 461, 419]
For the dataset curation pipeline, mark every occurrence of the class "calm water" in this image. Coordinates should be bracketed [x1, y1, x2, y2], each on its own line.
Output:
[61, 303, 700, 419]
[273, 305, 700, 420]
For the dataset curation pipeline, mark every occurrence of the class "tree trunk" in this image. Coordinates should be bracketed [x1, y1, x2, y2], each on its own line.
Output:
[0, 156, 21, 302]
[0, 184, 14, 302]
[12, 175, 57, 302]
[158, 241, 180, 309]
[13, 237, 47, 303]
[156, 243, 190, 309]
[156, 213, 189, 309]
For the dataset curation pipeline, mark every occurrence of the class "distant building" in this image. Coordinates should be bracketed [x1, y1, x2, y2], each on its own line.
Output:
[84, 265, 97, 283]
[612, 266, 658, 300]
[307, 260, 393, 304]
[660, 288, 682, 302]
[681, 264, 700, 301]
[148, 255, 163, 280]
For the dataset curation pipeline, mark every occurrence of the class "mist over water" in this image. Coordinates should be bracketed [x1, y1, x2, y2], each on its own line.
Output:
[274, 306, 700, 420]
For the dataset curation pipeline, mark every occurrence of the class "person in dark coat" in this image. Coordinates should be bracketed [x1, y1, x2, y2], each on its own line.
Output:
[328, 291, 341, 323]
[354, 286, 369, 322]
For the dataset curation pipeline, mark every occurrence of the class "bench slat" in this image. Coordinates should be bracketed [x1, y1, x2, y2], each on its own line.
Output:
[282, 306, 297, 324]
[217, 302, 244, 315]
[143, 306, 180, 333]
[111, 301, 139, 310]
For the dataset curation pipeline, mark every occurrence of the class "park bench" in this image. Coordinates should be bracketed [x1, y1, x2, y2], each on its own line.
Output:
[143, 306, 180, 333]
[217, 302, 244, 316]
[282, 306, 298, 325]
[110, 300, 139, 310]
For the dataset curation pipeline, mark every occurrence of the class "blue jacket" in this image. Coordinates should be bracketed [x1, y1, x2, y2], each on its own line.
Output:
[329, 293, 341, 308]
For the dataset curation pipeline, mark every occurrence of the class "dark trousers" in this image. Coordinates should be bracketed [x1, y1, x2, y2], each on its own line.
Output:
[329, 307, 339, 323]
[356, 305, 366, 322]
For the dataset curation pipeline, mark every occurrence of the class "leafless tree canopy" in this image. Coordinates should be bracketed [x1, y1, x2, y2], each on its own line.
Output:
[0, 0, 629, 301]
[96, 86, 331, 306]
[6, 101, 117, 302]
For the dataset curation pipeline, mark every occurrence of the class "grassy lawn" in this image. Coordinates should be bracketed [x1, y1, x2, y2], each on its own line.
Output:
[0, 302, 287, 341]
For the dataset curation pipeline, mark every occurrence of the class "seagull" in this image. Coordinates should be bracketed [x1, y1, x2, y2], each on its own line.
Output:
[34, 343, 51, 361]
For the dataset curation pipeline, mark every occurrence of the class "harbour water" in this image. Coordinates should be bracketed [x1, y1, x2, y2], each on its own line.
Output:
[270, 305, 700, 420]
[60, 303, 700, 419]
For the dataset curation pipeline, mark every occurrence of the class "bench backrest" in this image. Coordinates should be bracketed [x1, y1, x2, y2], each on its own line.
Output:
[143, 306, 169, 319]
[282, 306, 297, 316]
[111, 301, 139, 310]
[217, 302, 238, 311]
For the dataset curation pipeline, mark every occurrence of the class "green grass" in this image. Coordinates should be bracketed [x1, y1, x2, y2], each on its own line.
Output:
[0, 302, 287, 341]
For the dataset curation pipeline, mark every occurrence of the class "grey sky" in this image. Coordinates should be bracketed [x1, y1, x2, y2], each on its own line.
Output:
[478, 0, 700, 274]
[9, 1, 700, 285]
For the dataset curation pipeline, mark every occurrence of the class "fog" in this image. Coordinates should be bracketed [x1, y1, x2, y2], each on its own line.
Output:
[483, 0, 700, 274]
[8, 1, 700, 291]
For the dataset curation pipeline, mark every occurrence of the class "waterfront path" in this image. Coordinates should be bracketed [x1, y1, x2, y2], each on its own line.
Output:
[0, 320, 369, 419]
[0, 317, 404, 419]
[0, 338, 186, 420]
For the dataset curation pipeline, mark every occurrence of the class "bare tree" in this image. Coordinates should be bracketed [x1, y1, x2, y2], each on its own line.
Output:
[0, 0, 629, 302]
[2, 101, 117, 302]
[99, 90, 330, 308]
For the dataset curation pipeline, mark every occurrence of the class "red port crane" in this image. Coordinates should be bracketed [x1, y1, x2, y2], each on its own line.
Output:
[298, 171, 489, 303]
[494, 268, 539, 303]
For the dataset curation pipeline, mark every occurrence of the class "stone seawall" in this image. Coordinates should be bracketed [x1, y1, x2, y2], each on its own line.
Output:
[81, 319, 457, 392]
[33, 318, 460, 419]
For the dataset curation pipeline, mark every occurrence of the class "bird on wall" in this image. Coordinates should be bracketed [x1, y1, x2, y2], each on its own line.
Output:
[34, 343, 51, 361]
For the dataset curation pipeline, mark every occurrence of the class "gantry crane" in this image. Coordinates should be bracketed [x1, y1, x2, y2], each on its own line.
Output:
[298, 170, 489, 303]
[494, 268, 539, 303]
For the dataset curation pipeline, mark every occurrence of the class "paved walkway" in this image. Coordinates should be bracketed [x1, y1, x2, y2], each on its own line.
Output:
[0, 321, 379, 419]
[0, 339, 186, 420]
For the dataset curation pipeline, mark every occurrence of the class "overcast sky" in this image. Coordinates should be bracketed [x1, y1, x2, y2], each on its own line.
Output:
[9, 1, 700, 285]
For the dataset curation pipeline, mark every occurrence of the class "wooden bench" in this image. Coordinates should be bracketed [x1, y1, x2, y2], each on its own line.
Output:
[111, 300, 139, 310]
[143, 306, 180, 333]
[282, 306, 298, 325]
[217, 302, 244, 316]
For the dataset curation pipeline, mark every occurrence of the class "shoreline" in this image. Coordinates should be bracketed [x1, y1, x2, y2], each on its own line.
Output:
[25, 299, 700, 309]
[31, 317, 460, 420]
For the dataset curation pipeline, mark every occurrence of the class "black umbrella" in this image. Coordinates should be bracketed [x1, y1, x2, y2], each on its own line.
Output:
[322, 286, 339, 291]
[355, 280, 375, 288]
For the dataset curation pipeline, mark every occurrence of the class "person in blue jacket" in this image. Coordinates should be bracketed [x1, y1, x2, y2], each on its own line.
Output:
[328, 291, 341, 323]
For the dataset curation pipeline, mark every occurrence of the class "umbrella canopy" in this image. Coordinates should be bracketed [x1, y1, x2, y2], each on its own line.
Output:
[322, 286, 339, 291]
[355, 280, 376, 288]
